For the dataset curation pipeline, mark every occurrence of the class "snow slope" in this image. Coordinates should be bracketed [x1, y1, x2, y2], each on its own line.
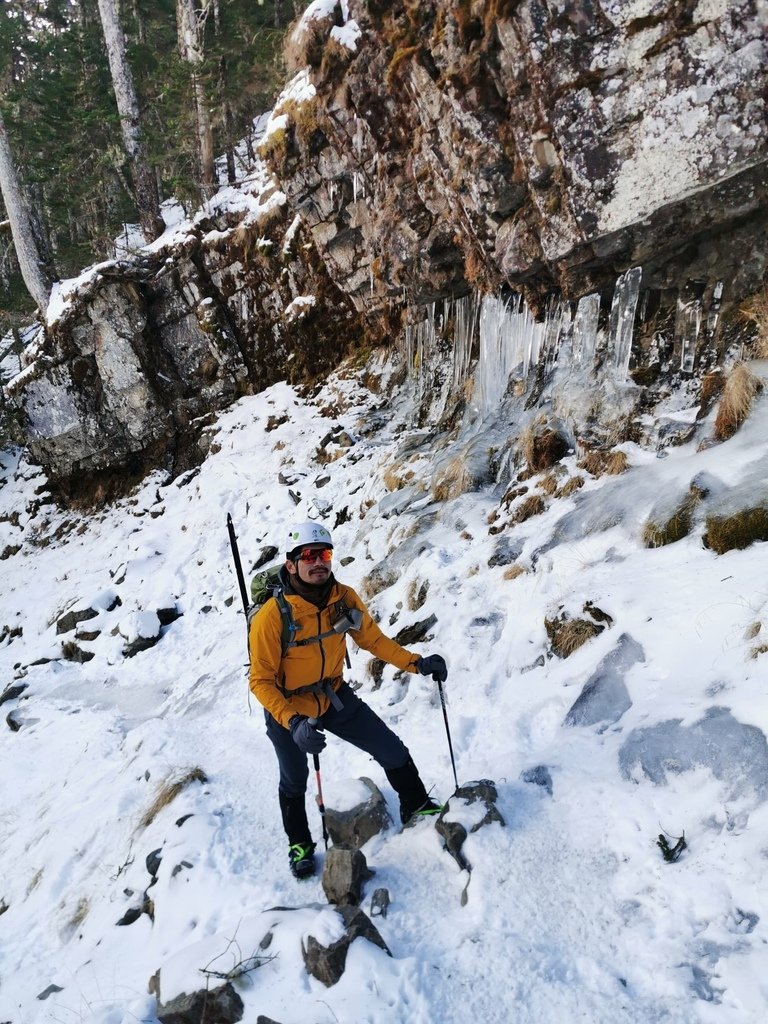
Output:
[1, 356, 767, 1024]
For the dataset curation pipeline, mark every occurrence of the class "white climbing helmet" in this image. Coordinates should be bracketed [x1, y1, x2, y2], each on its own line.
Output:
[285, 521, 333, 555]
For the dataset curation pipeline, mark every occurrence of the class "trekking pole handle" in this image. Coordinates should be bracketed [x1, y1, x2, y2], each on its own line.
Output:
[226, 513, 250, 617]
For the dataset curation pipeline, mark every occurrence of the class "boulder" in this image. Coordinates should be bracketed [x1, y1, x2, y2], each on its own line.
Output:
[119, 611, 162, 658]
[325, 777, 392, 849]
[56, 607, 98, 634]
[302, 905, 390, 988]
[0, 683, 27, 707]
[520, 766, 553, 796]
[435, 780, 505, 876]
[156, 982, 243, 1024]
[321, 847, 373, 907]
[564, 634, 643, 729]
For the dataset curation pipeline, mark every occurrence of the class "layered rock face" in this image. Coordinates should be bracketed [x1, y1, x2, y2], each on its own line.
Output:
[274, 0, 766, 309]
[7, 0, 767, 494]
[9, 196, 369, 496]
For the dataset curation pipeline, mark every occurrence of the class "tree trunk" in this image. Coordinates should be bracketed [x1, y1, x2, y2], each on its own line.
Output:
[0, 109, 51, 313]
[96, 0, 164, 241]
[218, 57, 236, 184]
[176, 0, 216, 198]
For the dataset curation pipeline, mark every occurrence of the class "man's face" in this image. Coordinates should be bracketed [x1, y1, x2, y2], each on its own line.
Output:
[287, 545, 332, 585]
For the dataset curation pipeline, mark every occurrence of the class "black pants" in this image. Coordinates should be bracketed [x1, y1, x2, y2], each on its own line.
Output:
[264, 682, 411, 798]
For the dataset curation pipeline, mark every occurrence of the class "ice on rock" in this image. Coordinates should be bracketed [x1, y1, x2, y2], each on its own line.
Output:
[607, 266, 642, 378]
[619, 707, 768, 802]
[571, 293, 601, 367]
[564, 634, 643, 729]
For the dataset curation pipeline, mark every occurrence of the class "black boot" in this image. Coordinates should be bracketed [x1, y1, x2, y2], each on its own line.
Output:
[279, 791, 316, 879]
[385, 758, 442, 825]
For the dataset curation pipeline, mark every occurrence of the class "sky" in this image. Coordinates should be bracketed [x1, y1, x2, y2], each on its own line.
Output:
[1, 345, 768, 1024]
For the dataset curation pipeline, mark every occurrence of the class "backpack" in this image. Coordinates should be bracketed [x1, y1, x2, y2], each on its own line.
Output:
[247, 564, 298, 656]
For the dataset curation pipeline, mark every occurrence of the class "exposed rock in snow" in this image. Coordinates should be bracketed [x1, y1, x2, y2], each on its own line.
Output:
[619, 706, 768, 802]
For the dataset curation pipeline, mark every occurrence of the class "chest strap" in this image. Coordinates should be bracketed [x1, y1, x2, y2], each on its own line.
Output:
[278, 676, 345, 711]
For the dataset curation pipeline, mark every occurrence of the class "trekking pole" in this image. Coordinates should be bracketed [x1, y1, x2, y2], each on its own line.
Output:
[437, 679, 459, 794]
[226, 513, 250, 617]
[309, 718, 330, 850]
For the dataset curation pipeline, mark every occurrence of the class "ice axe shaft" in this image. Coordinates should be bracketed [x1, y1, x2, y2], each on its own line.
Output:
[437, 679, 459, 793]
[226, 513, 249, 617]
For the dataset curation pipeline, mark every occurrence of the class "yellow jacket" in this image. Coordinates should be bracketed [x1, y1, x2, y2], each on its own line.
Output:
[248, 579, 420, 728]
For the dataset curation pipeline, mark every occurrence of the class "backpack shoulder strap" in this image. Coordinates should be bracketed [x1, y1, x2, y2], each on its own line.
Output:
[272, 586, 298, 657]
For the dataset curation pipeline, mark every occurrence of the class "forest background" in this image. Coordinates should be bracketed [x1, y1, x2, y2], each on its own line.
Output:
[0, 0, 299, 334]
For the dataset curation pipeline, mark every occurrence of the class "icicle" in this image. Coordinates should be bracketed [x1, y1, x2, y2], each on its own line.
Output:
[542, 296, 570, 369]
[572, 294, 601, 366]
[519, 299, 546, 380]
[474, 293, 546, 417]
[607, 266, 642, 377]
[705, 281, 724, 344]
[404, 320, 415, 382]
[676, 296, 702, 374]
[451, 293, 479, 389]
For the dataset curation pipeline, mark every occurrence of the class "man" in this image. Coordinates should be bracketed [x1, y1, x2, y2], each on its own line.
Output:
[249, 521, 448, 879]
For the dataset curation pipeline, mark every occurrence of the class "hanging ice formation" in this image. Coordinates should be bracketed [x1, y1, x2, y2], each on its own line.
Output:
[401, 263, 669, 424]
[451, 294, 479, 389]
[607, 266, 642, 376]
[572, 294, 601, 366]
[676, 295, 702, 374]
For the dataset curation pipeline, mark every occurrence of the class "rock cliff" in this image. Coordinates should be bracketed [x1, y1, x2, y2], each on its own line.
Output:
[5, 0, 767, 496]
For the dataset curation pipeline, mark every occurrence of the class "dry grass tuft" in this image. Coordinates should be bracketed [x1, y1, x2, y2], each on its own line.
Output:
[509, 494, 547, 525]
[577, 450, 607, 476]
[605, 451, 630, 475]
[520, 418, 569, 473]
[714, 362, 762, 441]
[503, 564, 528, 581]
[501, 485, 528, 509]
[359, 565, 399, 602]
[578, 449, 629, 477]
[745, 621, 762, 640]
[539, 472, 559, 496]
[284, 13, 331, 72]
[138, 768, 208, 831]
[66, 897, 90, 934]
[740, 287, 768, 359]
[407, 579, 429, 611]
[642, 493, 700, 548]
[545, 616, 604, 658]
[432, 454, 474, 502]
[556, 475, 585, 499]
[751, 644, 768, 659]
[704, 506, 768, 554]
[698, 371, 725, 419]
[383, 460, 416, 492]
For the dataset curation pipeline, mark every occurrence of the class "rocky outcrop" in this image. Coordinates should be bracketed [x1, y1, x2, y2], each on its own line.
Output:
[302, 905, 391, 987]
[324, 776, 392, 849]
[155, 981, 244, 1024]
[275, 0, 767, 311]
[7, 1, 767, 496]
[8, 193, 370, 496]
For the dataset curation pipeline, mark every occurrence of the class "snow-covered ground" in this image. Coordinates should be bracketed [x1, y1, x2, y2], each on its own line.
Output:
[1, 355, 767, 1024]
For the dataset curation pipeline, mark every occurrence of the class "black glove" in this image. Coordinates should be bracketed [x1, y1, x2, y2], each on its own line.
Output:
[416, 654, 448, 683]
[289, 715, 326, 754]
